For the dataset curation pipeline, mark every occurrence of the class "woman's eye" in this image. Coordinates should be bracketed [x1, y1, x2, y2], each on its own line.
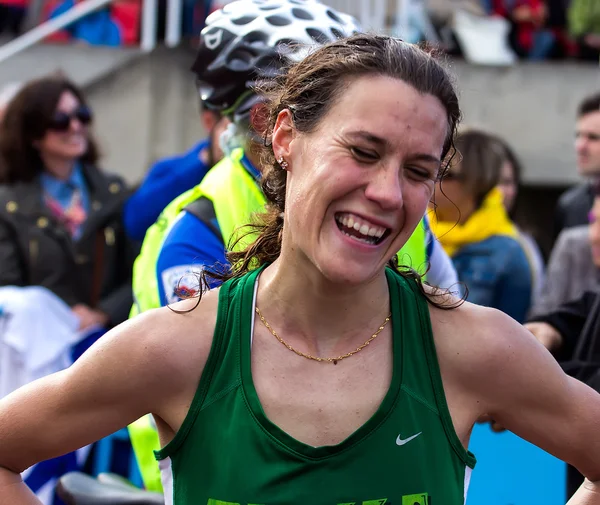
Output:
[406, 166, 431, 180]
[351, 147, 378, 161]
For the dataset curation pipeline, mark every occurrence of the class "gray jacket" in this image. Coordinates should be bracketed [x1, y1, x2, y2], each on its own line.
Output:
[530, 225, 600, 318]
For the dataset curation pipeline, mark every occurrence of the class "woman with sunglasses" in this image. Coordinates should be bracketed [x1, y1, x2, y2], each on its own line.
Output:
[429, 128, 533, 323]
[0, 76, 138, 331]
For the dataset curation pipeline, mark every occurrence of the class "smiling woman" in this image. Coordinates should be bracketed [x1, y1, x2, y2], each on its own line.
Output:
[2, 34, 600, 505]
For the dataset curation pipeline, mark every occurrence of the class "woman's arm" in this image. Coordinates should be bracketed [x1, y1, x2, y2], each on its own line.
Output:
[0, 294, 217, 504]
[451, 307, 600, 502]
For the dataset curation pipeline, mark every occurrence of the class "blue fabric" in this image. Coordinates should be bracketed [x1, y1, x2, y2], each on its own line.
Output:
[49, 0, 121, 46]
[239, 152, 261, 180]
[423, 215, 435, 261]
[528, 30, 556, 60]
[124, 140, 211, 241]
[40, 163, 90, 214]
[452, 235, 532, 323]
[156, 212, 226, 306]
[24, 451, 77, 505]
[40, 163, 90, 239]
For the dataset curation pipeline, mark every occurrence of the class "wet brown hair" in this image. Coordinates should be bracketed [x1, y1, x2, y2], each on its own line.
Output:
[183, 34, 465, 308]
[0, 76, 99, 184]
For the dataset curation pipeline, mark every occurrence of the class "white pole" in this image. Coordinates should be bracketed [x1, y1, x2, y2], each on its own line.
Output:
[359, 0, 370, 30]
[0, 0, 112, 64]
[141, 0, 158, 52]
[372, 0, 385, 32]
[165, 0, 183, 47]
[395, 0, 409, 38]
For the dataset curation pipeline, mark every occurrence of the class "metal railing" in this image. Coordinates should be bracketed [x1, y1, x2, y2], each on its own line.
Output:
[0, 0, 184, 65]
[0, 0, 113, 64]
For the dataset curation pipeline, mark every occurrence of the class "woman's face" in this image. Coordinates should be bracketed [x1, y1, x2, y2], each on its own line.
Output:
[273, 74, 448, 285]
[36, 91, 90, 165]
[498, 160, 517, 213]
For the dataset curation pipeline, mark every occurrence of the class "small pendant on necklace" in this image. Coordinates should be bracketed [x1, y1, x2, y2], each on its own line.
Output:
[333, 360, 338, 365]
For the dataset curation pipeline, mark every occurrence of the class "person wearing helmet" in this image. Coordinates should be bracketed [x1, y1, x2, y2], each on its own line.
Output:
[122, 101, 229, 241]
[129, 0, 363, 319]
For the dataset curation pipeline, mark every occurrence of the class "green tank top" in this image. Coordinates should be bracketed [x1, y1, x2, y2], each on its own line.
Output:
[155, 266, 476, 505]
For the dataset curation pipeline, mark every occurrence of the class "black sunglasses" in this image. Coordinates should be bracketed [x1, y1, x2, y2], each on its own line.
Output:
[48, 106, 92, 132]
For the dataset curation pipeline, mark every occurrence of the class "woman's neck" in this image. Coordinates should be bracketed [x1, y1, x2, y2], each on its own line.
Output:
[256, 252, 391, 359]
[41, 155, 76, 181]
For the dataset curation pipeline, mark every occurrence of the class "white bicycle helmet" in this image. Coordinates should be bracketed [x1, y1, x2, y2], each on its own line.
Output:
[191, 0, 360, 116]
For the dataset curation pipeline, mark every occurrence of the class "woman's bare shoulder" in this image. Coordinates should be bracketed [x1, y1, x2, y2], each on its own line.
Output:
[120, 289, 223, 427]
[427, 292, 525, 358]
[126, 288, 222, 371]
[426, 293, 544, 407]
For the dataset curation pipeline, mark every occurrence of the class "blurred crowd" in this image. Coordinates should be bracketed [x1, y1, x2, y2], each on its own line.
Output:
[2, 0, 600, 61]
[418, 0, 600, 63]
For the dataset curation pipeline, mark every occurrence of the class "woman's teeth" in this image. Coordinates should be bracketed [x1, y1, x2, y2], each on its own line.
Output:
[335, 213, 388, 245]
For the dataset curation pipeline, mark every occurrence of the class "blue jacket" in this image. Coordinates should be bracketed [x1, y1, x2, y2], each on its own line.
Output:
[452, 235, 532, 323]
[124, 140, 211, 241]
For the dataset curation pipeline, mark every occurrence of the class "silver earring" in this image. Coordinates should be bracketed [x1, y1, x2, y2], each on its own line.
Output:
[277, 156, 289, 170]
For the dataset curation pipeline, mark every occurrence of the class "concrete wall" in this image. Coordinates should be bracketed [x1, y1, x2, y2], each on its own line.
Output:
[85, 47, 206, 185]
[451, 60, 599, 186]
[82, 47, 599, 187]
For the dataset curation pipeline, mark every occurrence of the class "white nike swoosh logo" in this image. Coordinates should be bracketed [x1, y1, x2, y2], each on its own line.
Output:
[396, 432, 422, 446]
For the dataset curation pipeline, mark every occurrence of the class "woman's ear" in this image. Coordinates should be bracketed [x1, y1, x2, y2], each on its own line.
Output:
[272, 108, 294, 166]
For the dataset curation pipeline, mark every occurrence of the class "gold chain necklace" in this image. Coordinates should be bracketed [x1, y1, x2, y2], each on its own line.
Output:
[254, 307, 391, 365]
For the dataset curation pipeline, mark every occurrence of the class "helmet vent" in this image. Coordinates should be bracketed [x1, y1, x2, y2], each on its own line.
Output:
[291, 7, 313, 19]
[326, 9, 343, 23]
[244, 30, 269, 44]
[232, 14, 257, 24]
[330, 27, 343, 38]
[306, 27, 329, 44]
[266, 14, 292, 25]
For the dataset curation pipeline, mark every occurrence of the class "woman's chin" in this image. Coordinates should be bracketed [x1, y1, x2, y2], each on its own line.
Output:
[315, 257, 385, 287]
